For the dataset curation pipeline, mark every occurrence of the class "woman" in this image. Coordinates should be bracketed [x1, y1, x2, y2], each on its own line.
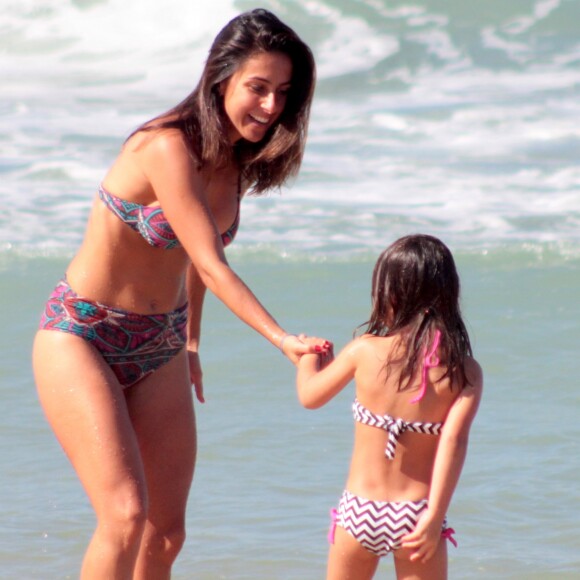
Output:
[33, 9, 323, 579]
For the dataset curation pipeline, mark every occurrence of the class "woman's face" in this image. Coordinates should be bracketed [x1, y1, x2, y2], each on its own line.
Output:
[221, 51, 292, 144]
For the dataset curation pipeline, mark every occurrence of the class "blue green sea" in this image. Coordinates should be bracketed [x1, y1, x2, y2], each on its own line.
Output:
[1, 0, 579, 578]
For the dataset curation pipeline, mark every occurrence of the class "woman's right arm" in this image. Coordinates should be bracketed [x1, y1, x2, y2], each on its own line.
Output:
[142, 130, 316, 362]
[186, 263, 206, 402]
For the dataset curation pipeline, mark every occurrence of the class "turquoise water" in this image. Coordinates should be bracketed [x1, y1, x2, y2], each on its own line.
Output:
[2, 0, 580, 577]
[2, 251, 579, 578]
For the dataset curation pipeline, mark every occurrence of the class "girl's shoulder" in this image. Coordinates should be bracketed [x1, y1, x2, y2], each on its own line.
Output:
[342, 333, 398, 362]
[463, 355, 483, 391]
[356, 332, 398, 347]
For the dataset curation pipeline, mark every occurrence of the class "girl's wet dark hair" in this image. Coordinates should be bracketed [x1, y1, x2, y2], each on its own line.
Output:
[361, 234, 473, 391]
[134, 9, 316, 193]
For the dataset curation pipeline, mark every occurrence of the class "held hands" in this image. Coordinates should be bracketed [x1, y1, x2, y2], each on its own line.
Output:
[279, 333, 333, 367]
[186, 349, 205, 403]
[189, 335, 332, 401]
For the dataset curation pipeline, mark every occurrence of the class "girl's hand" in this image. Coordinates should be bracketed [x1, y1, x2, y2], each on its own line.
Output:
[280, 334, 332, 364]
[187, 349, 205, 403]
[296, 334, 334, 368]
[400, 512, 442, 563]
[317, 344, 334, 370]
[300, 334, 334, 369]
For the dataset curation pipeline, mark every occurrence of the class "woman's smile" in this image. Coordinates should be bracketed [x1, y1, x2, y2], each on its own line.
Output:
[221, 51, 292, 143]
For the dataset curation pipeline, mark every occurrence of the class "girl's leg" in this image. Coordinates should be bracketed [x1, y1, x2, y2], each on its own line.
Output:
[393, 539, 447, 580]
[327, 526, 380, 580]
[33, 331, 148, 580]
[126, 349, 196, 580]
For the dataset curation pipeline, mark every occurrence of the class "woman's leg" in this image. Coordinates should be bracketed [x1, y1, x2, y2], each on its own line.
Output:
[126, 349, 196, 580]
[33, 330, 148, 580]
[327, 526, 380, 580]
[393, 539, 447, 580]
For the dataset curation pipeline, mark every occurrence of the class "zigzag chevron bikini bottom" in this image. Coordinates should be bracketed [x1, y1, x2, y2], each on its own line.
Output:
[39, 278, 188, 388]
[328, 490, 456, 557]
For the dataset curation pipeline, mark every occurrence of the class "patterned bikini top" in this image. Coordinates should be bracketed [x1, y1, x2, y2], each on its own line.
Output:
[353, 330, 444, 460]
[99, 183, 240, 250]
[353, 400, 443, 460]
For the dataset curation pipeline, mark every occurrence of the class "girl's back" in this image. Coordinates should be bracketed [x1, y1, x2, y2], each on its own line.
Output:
[345, 333, 468, 502]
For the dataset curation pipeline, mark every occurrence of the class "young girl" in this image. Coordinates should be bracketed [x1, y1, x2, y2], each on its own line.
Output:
[296, 234, 483, 580]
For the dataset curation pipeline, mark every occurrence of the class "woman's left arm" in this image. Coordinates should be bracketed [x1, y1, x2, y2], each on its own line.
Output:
[142, 130, 318, 363]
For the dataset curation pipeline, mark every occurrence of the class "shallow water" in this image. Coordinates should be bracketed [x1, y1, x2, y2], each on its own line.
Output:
[2, 252, 579, 578]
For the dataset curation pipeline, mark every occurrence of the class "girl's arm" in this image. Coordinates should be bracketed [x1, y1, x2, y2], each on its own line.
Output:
[401, 358, 483, 562]
[143, 130, 317, 363]
[296, 338, 359, 408]
[186, 263, 207, 403]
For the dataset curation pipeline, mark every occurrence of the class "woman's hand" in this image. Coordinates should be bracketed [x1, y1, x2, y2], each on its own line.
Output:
[281, 334, 333, 365]
[187, 349, 205, 403]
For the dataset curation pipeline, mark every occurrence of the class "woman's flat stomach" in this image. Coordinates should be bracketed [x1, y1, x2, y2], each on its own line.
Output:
[66, 246, 189, 314]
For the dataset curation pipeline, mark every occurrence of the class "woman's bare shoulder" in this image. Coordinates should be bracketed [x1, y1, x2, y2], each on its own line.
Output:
[128, 126, 189, 158]
[129, 128, 204, 192]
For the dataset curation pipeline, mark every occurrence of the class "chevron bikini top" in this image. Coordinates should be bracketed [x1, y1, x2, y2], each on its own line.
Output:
[99, 183, 240, 250]
[353, 330, 444, 460]
[353, 400, 443, 460]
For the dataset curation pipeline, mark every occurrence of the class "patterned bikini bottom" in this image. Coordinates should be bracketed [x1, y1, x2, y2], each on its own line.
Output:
[328, 490, 456, 557]
[39, 278, 187, 388]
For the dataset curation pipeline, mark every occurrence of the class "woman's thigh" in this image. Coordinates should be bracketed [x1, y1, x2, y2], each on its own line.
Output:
[125, 349, 196, 528]
[32, 330, 147, 514]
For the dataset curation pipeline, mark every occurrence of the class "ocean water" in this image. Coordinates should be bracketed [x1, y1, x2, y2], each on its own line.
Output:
[1, 0, 579, 578]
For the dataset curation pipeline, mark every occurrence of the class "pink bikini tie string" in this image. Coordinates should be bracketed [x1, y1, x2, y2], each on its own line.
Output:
[327, 508, 338, 544]
[441, 527, 458, 547]
[410, 329, 441, 404]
